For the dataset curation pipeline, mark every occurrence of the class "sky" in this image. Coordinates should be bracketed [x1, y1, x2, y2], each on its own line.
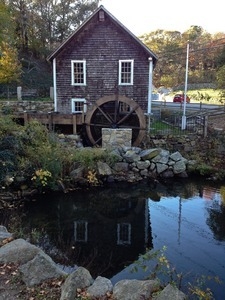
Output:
[100, 0, 225, 36]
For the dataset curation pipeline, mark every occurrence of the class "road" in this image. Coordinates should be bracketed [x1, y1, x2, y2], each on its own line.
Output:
[152, 100, 224, 112]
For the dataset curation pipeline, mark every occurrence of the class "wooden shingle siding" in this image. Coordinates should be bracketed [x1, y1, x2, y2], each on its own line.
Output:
[56, 19, 145, 113]
[50, 6, 157, 114]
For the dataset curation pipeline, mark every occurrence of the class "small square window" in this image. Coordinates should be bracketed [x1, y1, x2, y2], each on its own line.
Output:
[71, 98, 87, 113]
[71, 60, 86, 86]
[119, 60, 134, 85]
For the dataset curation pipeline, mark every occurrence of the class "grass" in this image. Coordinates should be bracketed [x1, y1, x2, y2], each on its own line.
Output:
[150, 120, 183, 135]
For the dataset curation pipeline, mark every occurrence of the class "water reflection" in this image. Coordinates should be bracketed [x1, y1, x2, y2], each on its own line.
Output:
[2, 178, 225, 297]
[22, 183, 157, 278]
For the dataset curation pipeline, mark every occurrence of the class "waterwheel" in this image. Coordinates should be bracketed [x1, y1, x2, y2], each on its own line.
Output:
[85, 95, 146, 146]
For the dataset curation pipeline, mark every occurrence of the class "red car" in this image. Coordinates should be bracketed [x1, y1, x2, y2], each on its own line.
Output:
[173, 94, 190, 103]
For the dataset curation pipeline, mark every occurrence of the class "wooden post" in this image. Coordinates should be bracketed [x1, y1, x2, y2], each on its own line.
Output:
[17, 86, 22, 101]
[73, 114, 77, 134]
[204, 115, 208, 138]
[48, 112, 53, 131]
[50, 87, 54, 100]
[23, 112, 28, 124]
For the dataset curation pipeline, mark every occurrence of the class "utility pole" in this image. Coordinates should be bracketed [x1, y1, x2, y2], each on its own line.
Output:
[182, 42, 189, 130]
[147, 57, 153, 132]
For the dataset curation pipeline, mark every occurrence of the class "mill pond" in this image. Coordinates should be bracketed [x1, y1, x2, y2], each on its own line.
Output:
[1, 177, 225, 299]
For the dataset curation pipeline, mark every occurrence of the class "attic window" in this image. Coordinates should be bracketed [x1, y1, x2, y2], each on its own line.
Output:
[99, 10, 105, 21]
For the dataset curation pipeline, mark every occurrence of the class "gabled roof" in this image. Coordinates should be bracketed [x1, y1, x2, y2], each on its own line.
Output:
[47, 5, 158, 64]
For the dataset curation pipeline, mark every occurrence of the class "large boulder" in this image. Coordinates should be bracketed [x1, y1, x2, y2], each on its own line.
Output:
[113, 279, 160, 300]
[19, 251, 67, 286]
[0, 238, 42, 265]
[60, 267, 93, 300]
[87, 276, 113, 298]
[154, 283, 187, 300]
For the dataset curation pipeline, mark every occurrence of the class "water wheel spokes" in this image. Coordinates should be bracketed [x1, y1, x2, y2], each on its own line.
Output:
[85, 95, 146, 146]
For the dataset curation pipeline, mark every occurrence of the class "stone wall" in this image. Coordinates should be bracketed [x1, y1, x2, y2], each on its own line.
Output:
[0, 101, 54, 113]
[147, 131, 225, 162]
[102, 128, 132, 149]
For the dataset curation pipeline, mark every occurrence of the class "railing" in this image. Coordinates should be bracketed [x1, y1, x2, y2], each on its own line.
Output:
[149, 112, 207, 137]
[150, 102, 225, 137]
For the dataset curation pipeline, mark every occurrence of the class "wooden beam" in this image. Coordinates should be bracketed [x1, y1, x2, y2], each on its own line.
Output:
[73, 114, 77, 134]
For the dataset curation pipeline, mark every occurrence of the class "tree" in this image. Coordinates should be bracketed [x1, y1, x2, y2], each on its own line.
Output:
[140, 29, 185, 87]
[140, 26, 225, 88]
[0, 42, 21, 96]
[6, 0, 100, 57]
[0, 1, 15, 45]
[216, 65, 225, 88]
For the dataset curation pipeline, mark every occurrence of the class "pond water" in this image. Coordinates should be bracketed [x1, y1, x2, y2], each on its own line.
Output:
[2, 177, 225, 299]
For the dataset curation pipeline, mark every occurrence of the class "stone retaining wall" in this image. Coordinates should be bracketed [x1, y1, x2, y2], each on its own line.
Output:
[0, 101, 54, 113]
[147, 131, 225, 161]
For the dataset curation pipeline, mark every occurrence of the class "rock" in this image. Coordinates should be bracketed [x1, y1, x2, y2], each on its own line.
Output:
[70, 166, 85, 180]
[170, 151, 184, 162]
[154, 283, 187, 300]
[156, 163, 168, 174]
[109, 149, 123, 161]
[173, 160, 186, 174]
[161, 169, 174, 178]
[123, 150, 141, 163]
[0, 226, 12, 242]
[139, 148, 160, 160]
[60, 267, 93, 300]
[140, 169, 149, 176]
[0, 238, 42, 265]
[87, 276, 113, 298]
[113, 279, 160, 300]
[136, 160, 150, 170]
[177, 171, 188, 178]
[66, 134, 80, 141]
[113, 162, 129, 172]
[19, 252, 67, 286]
[0, 231, 188, 300]
[96, 161, 112, 176]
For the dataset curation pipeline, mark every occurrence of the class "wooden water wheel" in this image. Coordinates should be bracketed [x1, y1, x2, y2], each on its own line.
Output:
[85, 95, 146, 146]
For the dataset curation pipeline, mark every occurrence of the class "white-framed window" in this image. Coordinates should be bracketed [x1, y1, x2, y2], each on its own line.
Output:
[71, 98, 87, 113]
[119, 59, 134, 85]
[117, 223, 131, 245]
[74, 221, 88, 242]
[71, 60, 86, 86]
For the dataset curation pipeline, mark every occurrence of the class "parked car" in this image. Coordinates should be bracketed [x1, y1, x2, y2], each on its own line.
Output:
[173, 94, 190, 103]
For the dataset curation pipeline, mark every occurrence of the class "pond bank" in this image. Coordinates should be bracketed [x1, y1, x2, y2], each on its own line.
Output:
[1, 146, 195, 202]
[0, 227, 187, 300]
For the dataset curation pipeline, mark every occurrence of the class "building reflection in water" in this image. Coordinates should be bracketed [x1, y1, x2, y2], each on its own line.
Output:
[59, 192, 153, 278]
[23, 184, 160, 278]
[21, 179, 225, 282]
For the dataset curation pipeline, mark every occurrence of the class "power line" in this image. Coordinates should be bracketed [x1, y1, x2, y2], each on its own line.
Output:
[155, 38, 225, 60]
